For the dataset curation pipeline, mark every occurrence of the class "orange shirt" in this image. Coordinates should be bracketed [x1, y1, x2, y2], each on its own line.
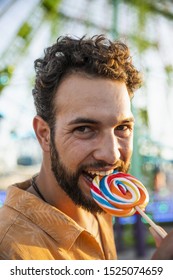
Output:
[0, 180, 117, 260]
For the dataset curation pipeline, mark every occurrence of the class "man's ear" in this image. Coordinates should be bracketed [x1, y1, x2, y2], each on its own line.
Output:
[33, 116, 50, 152]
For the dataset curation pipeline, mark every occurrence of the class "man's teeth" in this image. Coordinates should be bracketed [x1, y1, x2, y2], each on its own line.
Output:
[88, 170, 114, 176]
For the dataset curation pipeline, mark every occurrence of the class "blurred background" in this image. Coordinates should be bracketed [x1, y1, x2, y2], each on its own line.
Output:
[0, 0, 173, 259]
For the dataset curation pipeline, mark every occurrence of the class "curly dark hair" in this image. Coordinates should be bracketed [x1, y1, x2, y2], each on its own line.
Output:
[33, 34, 142, 128]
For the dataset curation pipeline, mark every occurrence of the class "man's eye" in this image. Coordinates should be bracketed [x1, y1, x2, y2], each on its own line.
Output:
[75, 126, 91, 133]
[73, 126, 96, 139]
[116, 125, 128, 131]
[115, 124, 133, 137]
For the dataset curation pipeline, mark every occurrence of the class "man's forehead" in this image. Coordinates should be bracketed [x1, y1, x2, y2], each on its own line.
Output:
[57, 73, 128, 96]
[54, 74, 133, 130]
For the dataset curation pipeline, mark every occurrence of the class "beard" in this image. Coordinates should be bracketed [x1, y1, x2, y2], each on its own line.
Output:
[50, 135, 131, 214]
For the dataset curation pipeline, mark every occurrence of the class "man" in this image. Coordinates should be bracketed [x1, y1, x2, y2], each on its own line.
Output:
[0, 35, 142, 259]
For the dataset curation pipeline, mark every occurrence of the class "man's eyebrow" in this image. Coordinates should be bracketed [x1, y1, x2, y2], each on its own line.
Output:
[68, 116, 135, 126]
[121, 117, 135, 123]
[68, 117, 100, 125]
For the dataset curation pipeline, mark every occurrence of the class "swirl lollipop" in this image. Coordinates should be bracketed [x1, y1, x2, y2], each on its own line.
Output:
[91, 171, 167, 238]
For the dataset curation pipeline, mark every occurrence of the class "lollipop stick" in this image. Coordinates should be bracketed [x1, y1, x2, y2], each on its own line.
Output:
[135, 206, 167, 239]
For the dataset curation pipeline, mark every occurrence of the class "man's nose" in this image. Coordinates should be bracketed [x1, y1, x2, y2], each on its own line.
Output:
[93, 132, 120, 165]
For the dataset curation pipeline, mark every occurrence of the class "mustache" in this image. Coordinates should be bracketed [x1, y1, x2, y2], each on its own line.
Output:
[79, 160, 131, 173]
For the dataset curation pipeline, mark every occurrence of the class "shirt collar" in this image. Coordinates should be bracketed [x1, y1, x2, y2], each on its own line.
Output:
[5, 184, 85, 250]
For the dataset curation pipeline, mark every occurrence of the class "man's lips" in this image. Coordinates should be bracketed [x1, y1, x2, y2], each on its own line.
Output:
[82, 171, 94, 183]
